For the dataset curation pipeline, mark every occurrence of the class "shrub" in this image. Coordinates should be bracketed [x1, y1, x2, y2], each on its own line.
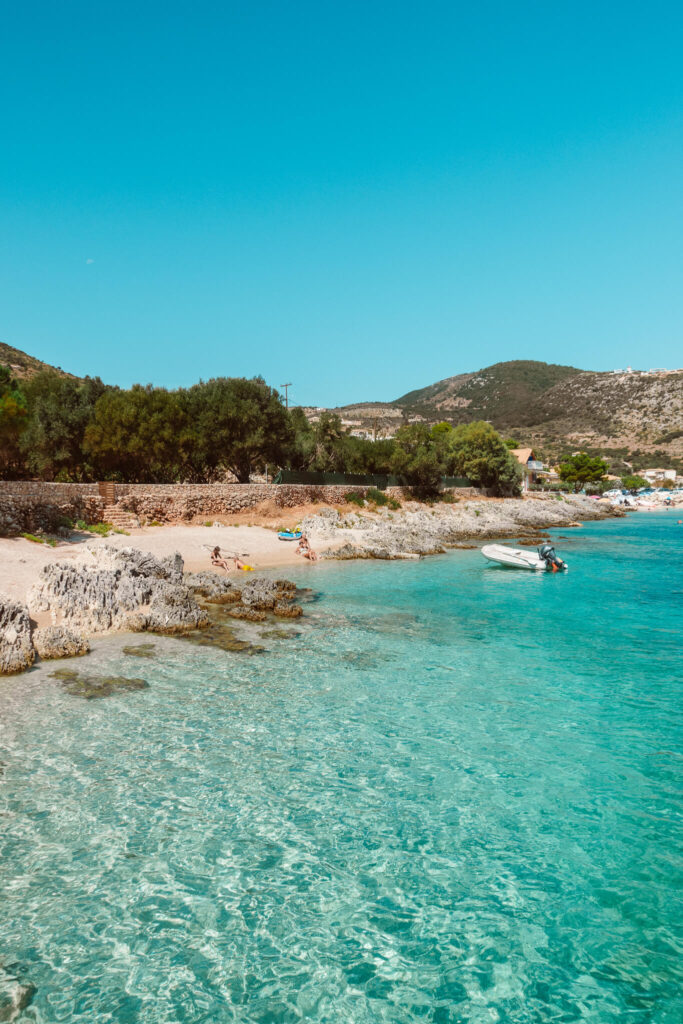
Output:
[366, 487, 389, 506]
[21, 532, 56, 547]
[345, 491, 365, 507]
[86, 522, 114, 536]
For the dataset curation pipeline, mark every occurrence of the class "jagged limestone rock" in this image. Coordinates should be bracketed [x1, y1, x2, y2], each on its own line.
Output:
[0, 595, 35, 675]
[273, 602, 303, 618]
[184, 571, 240, 601]
[28, 546, 207, 636]
[145, 581, 209, 634]
[86, 545, 184, 582]
[228, 606, 267, 622]
[33, 625, 90, 660]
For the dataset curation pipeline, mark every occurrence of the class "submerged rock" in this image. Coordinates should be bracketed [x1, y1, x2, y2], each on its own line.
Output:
[0, 595, 35, 675]
[261, 628, 301, 639]
[122, 643, 156, 659]
[0, 967, 36, 1023]
[33, 625, 90, 660]
[51, 668, 149, 699]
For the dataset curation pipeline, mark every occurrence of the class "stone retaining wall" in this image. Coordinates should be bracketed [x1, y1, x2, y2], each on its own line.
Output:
[0, 483, 106, 536]
[0, 481, 481, 535]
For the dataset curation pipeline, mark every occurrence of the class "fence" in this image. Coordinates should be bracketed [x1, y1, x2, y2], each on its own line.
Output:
[273, 470, 471, 489]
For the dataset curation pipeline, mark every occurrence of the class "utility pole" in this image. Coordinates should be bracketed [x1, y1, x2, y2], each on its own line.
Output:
[281, 382, 292, 410]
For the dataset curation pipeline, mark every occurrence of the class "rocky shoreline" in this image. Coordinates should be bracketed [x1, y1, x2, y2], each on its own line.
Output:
[303, 493, 623, 560]
[0, 495, 622, 678]
[0, 545, 304, 676]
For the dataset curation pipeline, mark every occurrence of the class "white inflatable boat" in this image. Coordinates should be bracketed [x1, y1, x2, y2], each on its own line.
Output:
[481, 543, 568, 571]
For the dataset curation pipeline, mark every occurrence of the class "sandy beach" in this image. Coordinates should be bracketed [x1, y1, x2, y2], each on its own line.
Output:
[0, 522, 319, 613]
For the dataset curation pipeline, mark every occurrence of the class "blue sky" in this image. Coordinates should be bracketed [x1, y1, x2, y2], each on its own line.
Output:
[2, 2, 682, 407]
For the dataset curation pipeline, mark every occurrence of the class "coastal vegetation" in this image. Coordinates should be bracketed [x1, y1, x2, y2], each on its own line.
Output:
[621, 475, 649, 492]
[0, 367, 521, 496]
[558, 452, 608, 492]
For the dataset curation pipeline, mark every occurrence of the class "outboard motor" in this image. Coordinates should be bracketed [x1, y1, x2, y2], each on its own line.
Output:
[539, 543, 564, 572]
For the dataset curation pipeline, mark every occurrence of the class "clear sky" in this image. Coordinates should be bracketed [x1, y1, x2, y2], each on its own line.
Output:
[2, 2, 682, 407]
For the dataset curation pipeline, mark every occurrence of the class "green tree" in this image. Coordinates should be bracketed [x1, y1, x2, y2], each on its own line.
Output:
[391, 423, 443, 497]
[184, 377, 293, 482]
[0, 366, 29, 477]
[286, 407, 316, 470]
[621, 474, 648, 492]
[444, 421, 521, 495]
[343, 436, 395, 475]
[558, 452, 608, 493]
[84, 385, 189, 482]
[307, 412, 348, 473]
[20, 372, 107, 480]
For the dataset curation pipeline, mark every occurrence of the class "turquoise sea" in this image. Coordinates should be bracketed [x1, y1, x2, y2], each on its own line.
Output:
[0, 512, 681, 1023]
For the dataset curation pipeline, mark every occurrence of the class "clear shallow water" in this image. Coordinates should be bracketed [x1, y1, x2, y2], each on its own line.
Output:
[0, 512, 681, 1023]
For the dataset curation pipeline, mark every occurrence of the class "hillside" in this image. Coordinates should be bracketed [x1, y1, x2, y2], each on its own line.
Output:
[328, 360, 683, 473]
[393, 360, 581, 425]
[3, 342, 681, 473]
[0, 342, 77, 380]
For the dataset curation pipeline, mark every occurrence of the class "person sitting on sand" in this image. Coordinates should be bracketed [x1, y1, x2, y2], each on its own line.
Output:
[298, 535, 317, 561]
[295, 534, 309, 555]
[210, 546, 231, 572]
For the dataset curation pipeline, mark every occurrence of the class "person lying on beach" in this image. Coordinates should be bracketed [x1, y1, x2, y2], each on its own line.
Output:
[211, 546, 231, 572]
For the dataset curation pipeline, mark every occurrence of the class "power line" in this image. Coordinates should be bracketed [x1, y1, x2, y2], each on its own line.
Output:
[281, 382, 292, 410]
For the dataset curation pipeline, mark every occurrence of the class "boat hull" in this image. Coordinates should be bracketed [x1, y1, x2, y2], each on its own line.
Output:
[480, 544, 563, 571]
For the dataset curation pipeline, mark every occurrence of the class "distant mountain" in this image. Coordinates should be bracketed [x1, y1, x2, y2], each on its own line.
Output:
[325, 360, 683, 473]
[0, 342, 77, 380]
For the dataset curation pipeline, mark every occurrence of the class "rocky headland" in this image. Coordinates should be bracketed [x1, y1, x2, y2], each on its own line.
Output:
[301, 493, 622, 560]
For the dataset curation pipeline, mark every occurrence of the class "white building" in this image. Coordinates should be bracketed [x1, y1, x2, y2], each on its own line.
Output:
[643, 468, 676, 482]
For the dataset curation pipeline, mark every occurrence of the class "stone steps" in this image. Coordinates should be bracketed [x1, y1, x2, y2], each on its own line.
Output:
[102, 505, 140, 530]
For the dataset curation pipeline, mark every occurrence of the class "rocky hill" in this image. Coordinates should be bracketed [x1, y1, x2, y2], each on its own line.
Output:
[327, 360, 683, 473]
[393, 360, 581, 424]
[0, 342, 77, 380]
